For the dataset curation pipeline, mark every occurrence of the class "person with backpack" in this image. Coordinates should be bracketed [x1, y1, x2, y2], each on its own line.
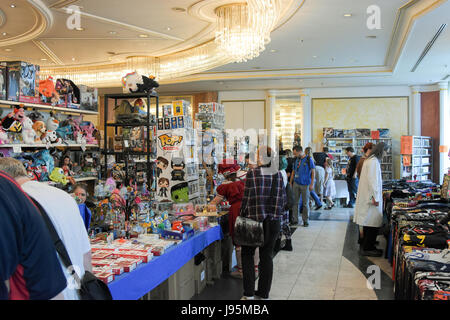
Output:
[290, 146, 317, 227]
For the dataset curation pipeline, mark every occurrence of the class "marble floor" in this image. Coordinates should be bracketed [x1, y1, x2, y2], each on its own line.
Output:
[192, 207, 395, 300]
[270, 207, 394, 300]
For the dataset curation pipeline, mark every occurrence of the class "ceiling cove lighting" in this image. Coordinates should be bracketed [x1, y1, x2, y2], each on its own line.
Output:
[41, 0, 286, 86]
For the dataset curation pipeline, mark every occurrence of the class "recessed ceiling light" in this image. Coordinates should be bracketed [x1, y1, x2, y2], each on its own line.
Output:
[10, 4, 16, 8]
[312, 55, 317, 58]
[109, 31, 117, 35]
[172, 7, 186, 12]
[343, 13, 352, 17]
[41, 58, 47, 61]
[166, 27, 172, 31]
[1, 32, 7, 36]
[139, 34, 149, 38]
[75, 27, 84, 31]
[72, 57, 76, 61]
[5, 48, 12, 52]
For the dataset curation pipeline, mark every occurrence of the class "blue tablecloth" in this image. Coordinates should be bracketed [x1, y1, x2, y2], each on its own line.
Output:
[108, 226, 223, 300]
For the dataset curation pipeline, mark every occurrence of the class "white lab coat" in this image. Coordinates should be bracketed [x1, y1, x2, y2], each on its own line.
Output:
[354, 155, 383, 227]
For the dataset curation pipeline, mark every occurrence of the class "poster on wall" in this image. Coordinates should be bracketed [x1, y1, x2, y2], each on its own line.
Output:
[323, 127, 334, 138]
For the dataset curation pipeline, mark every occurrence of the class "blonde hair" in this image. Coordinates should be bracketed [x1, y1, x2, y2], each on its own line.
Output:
[326, 158, 333, 167]
[0, 157, 27, 178]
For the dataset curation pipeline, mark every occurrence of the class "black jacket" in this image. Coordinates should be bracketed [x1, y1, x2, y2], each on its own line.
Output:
[346, 154, 361, 180]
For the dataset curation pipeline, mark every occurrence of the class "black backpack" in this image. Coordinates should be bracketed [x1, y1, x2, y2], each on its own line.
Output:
[31, 198, 113, 300]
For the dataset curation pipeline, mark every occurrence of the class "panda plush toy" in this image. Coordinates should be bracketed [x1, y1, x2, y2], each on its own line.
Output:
[122, 72, 159, 94]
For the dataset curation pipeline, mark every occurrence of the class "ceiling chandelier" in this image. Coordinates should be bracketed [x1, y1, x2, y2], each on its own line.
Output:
[40, 0, 284, 87]
[215, 1, 281, 62]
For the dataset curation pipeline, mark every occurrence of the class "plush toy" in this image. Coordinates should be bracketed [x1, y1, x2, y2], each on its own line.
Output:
[42, 130, 62, 146]
[33, 149, 54, 174]
[28, 109, 45, 122]
[21, 117, 36, 144]
[122, 72, 159, 94]
[49, 167, 68, 185]
[0, 128, 9, 145]
[38, 76, 60, 105]
[1, 106, 25, 132]
[46, 112, 60, 131]
[32, 121, 47, 142]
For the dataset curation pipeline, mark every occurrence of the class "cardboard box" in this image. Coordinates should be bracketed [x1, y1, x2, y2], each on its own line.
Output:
[194, 261, 206, 295]
[6, 61, 40, 103]
[113, 251, 153, 263]
[93, 270, 115, 284]
[79, 85, 98, 111]
[92, 250, 114, 260]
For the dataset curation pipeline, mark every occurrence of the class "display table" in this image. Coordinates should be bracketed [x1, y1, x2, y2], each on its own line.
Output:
[108, 226, 223, 300]
[334, 179, 349, 201]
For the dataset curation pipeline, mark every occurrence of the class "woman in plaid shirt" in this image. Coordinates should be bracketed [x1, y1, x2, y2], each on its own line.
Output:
[239, 146, 287, 300]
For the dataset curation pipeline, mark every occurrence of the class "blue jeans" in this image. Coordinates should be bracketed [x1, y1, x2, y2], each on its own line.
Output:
[347, 178, 358, 206]
[310, 190, 322, 207]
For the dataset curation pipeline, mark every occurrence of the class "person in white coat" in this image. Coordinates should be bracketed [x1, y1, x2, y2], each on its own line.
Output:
[354, 142, 386, 257]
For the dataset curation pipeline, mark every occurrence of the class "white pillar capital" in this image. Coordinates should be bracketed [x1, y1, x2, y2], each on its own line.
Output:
[410, 86, 421, 94]
[438, 81, 449, 90]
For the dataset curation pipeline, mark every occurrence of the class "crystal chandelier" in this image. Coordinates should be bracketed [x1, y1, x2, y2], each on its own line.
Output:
[215, 1, 281, 62]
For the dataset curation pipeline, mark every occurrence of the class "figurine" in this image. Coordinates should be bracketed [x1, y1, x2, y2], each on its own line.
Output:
[49, 167, 68, 185]
[21, 117, 36, 145]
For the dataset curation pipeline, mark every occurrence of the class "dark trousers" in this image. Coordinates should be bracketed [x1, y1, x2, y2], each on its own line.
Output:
[346, 178, 358, 205]
[362, 226, 379, 251]
[242, 218, 281, 299]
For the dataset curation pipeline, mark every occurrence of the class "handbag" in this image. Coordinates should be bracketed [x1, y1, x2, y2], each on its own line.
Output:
[31, 198, 113, 300]
[284, 182, 294, 211]
[234, 172, 279, 247]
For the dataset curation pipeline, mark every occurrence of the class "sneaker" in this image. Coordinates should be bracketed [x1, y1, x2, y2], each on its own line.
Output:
[303, 222, 309, 227]
[241, 296, 255, 300]
[314, 204, 323, 210]
[255, 295, 270, 300]
[324, 206, 332, 210]
[360, 249, 383, 257]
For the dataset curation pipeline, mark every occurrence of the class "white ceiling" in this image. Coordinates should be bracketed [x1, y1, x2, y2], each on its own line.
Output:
[0, 0, 449, 91]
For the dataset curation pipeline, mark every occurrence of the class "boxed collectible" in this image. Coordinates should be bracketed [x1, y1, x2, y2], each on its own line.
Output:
[172, 100, 190, 116]
[65, 79, 80, 109]
[162, 104, 173, 117]
[0, 63, 6, 100]
[6, 61, 40, 103]
[79, 85, 98, 111]
[355, 129, 371, 138]
[54, 79, 70, 107]
[333, 129, 344, 138]
[323, 127, 334, 138]
[378, 128, 390, 138]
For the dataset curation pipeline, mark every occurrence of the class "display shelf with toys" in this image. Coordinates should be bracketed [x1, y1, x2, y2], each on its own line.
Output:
[0, 99, 99, 115]
[102, 91, 159, 194]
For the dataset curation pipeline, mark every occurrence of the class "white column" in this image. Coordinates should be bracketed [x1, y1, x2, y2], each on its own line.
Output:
[439, 81, 449, 183]
[300, 89, 311, 148]
[410, 86, 421, 136]
[267, 90, 277, 148]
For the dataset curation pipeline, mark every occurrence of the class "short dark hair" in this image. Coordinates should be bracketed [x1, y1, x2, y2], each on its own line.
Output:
[293, 146, 302, 152]
[345, 147, 354, 153]
[323, 147, 329, 153]
[73, 183, 88, 192]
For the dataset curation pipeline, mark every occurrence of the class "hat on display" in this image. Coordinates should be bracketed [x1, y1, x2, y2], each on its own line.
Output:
[218, 159, 240, 176]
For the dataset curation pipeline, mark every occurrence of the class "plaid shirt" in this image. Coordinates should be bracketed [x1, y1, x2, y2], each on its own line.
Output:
[239, 167, 287, 222]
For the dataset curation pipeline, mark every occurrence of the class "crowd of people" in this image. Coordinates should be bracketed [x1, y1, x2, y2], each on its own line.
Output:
[0, 140, 386, 300]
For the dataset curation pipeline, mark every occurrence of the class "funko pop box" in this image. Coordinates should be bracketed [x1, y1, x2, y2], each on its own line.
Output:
[79, 84, 98, 112]
[5, 61, 40, 103]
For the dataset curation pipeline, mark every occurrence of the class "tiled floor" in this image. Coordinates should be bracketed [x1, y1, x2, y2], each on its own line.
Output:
[193, 207, 394, 300]
[270, 207, 392, 300]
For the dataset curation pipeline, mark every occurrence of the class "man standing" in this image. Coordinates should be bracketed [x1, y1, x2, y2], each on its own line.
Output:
[0, 170, 67, 300]
[344, 147, 360, 208]
[290, 146, 316, 227]
[0, 158, 92, 300]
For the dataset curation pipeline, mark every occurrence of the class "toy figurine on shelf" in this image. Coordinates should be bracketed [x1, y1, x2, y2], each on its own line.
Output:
[49, 167, 68, 185]
[61, 155, 76, 185]
[32, 121, 46, 142]
[1, 105, 25, 133]
[0, 127, 9, 145]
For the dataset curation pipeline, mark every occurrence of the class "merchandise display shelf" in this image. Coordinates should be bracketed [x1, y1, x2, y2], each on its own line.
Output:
[106, 123, 156, 128]
[0, 99, 99, 115]
[1, 143, 99, 148]
[108, 225, 223, 300]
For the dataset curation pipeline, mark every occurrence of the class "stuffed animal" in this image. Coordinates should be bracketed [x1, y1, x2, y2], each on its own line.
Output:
[22, 117, 36, 144]
[42, 130, 62, 146]
[28, 109, 45, 122]
[122, 72, 159, 94]
[49, 167, 68, 185]
[1, 106, 25, 132]
[46, 112, 60, 131]
[0, 128, 9, 145]
[32, 121, 46, 142]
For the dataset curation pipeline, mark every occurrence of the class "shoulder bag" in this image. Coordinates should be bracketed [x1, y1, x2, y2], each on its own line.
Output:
[31, 198, 113, 300]
[234, 172, 278, 247]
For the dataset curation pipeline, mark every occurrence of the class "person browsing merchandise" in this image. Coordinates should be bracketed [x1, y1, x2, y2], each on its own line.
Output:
[344, 147, 361, 208]
[0, 170, 67, 300]
[239, 146, 286, 300]
[0, 158, 92, 300]
[290, 146, 316, 227]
